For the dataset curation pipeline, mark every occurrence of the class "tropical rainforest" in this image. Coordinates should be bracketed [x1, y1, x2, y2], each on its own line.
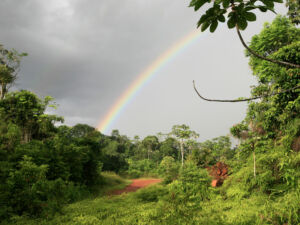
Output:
[0, 0, 299, 224]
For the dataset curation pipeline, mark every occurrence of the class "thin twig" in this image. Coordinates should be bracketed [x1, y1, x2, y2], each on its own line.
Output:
[236, 26, 300, 68]
[193, 80, 300, 103]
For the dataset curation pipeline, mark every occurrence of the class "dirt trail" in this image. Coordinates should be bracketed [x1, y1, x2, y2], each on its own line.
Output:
[110, 178, 162, 195]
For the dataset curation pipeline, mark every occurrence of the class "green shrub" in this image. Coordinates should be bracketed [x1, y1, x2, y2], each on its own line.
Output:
[260, 189, 300, 224]
[159, 156, 179, 184]
[134, 185, 168, 202]
[126, 159, 158, 178]
[73, 214, 101, 225]
[157, 161, 212, 221]
[63, 182, 89, 203]
[222, 165, 253, 200]
[173, 161, 212, 202]
[5, 156, 68, 217]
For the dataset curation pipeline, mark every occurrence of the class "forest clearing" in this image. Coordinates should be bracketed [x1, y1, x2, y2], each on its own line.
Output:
[110, 179, 162, 195]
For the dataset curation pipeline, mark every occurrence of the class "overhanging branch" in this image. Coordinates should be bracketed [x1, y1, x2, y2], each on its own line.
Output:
[193, 80, 300, 103]
[236, 26, 300, 68]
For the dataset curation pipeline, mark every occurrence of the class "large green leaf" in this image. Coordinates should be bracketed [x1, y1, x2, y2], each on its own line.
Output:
[189, 0, 197, 7]
[189, 0, 208, 11]
[258, 5, 268, 12]
[227, 16, 236, 29]
[235, 3, 245, 12]
[217, 15, 225, 22]
[244, 6, 256, 11]
[244, 12, 257, 21]
[201, 22, 210, 32]
[210, 20, 218, 32]
[222, 0, 230, 8]
[198, 14, 209, 27]
[237, 17, 248, 30]
[261, 0, 274, 8]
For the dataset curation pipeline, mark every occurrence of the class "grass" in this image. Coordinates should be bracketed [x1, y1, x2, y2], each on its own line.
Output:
[3, 172, 298, 224]
[7, 182, 165, 225]
[95, 172, 132, 196]
[2, 172, 133, 225]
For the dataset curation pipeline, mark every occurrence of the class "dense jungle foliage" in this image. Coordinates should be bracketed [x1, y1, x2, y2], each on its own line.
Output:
[0, 5, 299, 225]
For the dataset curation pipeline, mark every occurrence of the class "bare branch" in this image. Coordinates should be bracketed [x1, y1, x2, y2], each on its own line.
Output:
[193, 80, 300, 103]
[236, 26, 300, 68]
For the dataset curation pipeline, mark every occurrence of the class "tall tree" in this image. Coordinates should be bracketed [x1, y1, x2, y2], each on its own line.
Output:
[142, 135, 159, 160]
[230, 16, 300, 179]
[0, 90, 62, 143]
[159, 137, 178, 159]
[170, 124, 199, 166]
[246, 16, 299, 136]
[0, 45, 27, 99]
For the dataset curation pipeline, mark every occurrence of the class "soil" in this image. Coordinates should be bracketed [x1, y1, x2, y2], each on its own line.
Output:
[110, 178, 162, 195]
[207, 162, 229, 187]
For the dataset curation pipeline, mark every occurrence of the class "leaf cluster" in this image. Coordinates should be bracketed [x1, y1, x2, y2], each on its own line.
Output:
[189, 0, 283, 32]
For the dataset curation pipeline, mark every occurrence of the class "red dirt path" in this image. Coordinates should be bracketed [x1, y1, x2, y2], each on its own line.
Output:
[110, 179, 162, 195]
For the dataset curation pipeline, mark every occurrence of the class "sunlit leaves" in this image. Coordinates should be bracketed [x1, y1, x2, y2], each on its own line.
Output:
[245, 17, 300, 136]
[286, 0, 300, 25]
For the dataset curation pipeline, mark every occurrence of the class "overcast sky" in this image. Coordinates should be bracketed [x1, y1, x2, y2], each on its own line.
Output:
[0, 0, 287, 141]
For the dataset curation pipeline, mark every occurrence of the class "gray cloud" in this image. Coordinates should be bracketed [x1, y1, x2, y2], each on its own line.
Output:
[0, 0, 286, 140]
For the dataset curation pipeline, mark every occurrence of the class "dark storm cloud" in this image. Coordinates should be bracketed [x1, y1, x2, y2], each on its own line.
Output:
[0, 0, 285, 139]
[0, 0, 199, 126]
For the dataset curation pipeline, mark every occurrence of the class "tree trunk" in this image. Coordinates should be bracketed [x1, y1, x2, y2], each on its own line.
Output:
[180, 140, 184, 166]
[0, 83, 6, 100]
[253, 143, 256, 178]
[22, 128, 31, 144]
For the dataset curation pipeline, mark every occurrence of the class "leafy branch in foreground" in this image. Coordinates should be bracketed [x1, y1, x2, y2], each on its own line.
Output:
[193, 80, 300, 102]
[236, 25, 300, 68]
[189, 0, 300, 68]
[189, 0, 279, 32]
[190, 0, 300, 102]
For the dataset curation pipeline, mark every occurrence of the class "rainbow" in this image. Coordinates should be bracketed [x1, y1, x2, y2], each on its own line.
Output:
[97, 29, 203, 134]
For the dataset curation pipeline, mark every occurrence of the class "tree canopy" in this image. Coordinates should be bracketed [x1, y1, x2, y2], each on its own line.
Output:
[0, 45, 27, 99]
